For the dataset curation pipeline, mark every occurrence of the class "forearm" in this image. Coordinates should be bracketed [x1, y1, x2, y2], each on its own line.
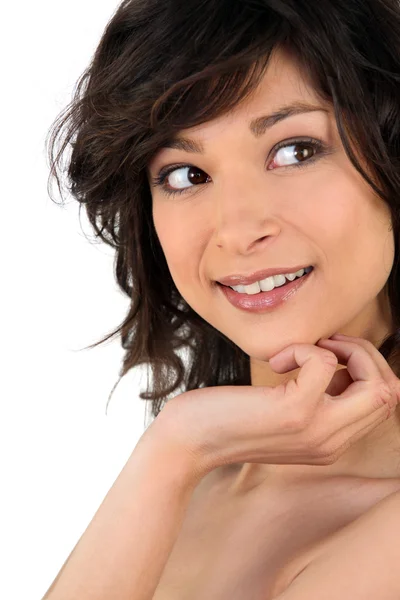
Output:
[42, 416, 206, 600]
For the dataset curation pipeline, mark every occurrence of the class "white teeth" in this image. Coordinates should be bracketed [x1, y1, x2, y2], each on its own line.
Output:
[285, 272, 297, 281]
[270, 274, 286, 288]
[259, 276, 275, 292]
[238, 281, 260, 295]
[230, 268, 307, 295]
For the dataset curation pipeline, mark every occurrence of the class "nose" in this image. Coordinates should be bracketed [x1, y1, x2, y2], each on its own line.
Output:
[213, 169, 281, 254]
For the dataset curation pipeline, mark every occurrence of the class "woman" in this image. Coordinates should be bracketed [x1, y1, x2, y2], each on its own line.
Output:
[44, 0, 400, 598]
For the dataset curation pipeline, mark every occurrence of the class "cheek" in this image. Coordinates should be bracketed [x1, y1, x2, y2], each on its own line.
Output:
[348, 192, 394, 282]
[153, 206, 198, 284]
[300, 168, 394, 292]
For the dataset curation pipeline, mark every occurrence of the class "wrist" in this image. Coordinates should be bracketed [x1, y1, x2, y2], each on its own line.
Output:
[138, 399, 214, 487]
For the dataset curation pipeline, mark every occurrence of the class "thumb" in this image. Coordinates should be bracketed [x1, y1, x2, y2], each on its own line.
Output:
[269, 343, 338, 407]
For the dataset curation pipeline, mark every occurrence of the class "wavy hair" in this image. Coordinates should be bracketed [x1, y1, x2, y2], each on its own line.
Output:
[46, 0, 400, 421]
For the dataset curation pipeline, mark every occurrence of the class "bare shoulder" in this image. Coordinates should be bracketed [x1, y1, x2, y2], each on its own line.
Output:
[276, 489, 400, 599]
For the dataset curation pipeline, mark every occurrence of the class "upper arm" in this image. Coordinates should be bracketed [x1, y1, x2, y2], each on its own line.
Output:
[275, 489, 400, 600]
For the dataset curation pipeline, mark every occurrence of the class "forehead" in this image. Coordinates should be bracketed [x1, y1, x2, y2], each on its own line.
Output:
[243, 48, 323, 113]
[205, 49, 327, 132]
[148, 48, 331, 167]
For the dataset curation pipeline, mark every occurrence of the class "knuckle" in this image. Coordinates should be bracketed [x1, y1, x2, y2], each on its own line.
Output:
[319, 349, 338, 368]
[393, 381, 400, 404]
[375, 380, 392, 405]
[282, 407, 313, 432]
[281, 414, 304, 433]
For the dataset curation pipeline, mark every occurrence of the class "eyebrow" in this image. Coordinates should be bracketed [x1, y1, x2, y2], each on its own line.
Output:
[159, 102, 329, 154]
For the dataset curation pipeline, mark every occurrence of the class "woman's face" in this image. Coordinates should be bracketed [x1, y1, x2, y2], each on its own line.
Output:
[147, 48, 394, 382]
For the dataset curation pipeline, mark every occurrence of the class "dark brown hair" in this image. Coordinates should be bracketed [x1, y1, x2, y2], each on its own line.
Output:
[47, 0, 400, 422]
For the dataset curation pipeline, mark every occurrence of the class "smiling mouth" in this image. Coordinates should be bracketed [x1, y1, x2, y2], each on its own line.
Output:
[218, 266, 314, 294]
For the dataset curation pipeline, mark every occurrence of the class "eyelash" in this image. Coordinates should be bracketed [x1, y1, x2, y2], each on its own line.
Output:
[151, 137, 329, 197]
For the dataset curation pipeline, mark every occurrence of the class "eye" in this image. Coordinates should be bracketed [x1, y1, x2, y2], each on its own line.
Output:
[164, 166, 210, 191]
[268, 140, 319, 170]
[151, 137, 329, 196]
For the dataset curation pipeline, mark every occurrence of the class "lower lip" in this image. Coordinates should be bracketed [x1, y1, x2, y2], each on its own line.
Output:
[217, 268, 314, 313]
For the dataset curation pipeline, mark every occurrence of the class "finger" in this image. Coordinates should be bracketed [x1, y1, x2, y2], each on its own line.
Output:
[329, 333, 400, 401]
[317, 338, 397, 409]
[316, 338, 382, 384]
[322, 378, 393, 436]
[269, 344, 338, 409]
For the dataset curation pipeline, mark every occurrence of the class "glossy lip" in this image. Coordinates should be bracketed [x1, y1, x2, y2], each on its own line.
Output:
[217, 267, 314, 313]
[217, 264, 312, 287]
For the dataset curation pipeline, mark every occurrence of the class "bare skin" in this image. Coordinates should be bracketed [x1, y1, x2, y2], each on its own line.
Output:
[147, 46, 400, 598]
[151, 471, 400, 599]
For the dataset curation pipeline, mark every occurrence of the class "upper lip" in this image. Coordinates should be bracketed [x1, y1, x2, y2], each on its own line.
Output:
[217, 265, 312, 287]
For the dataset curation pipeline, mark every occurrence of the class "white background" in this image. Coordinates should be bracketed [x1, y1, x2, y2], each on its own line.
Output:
[1, 2, 161, 598]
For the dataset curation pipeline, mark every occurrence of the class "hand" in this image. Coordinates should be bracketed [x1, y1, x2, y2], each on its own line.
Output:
[160, 334, 400, 476]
